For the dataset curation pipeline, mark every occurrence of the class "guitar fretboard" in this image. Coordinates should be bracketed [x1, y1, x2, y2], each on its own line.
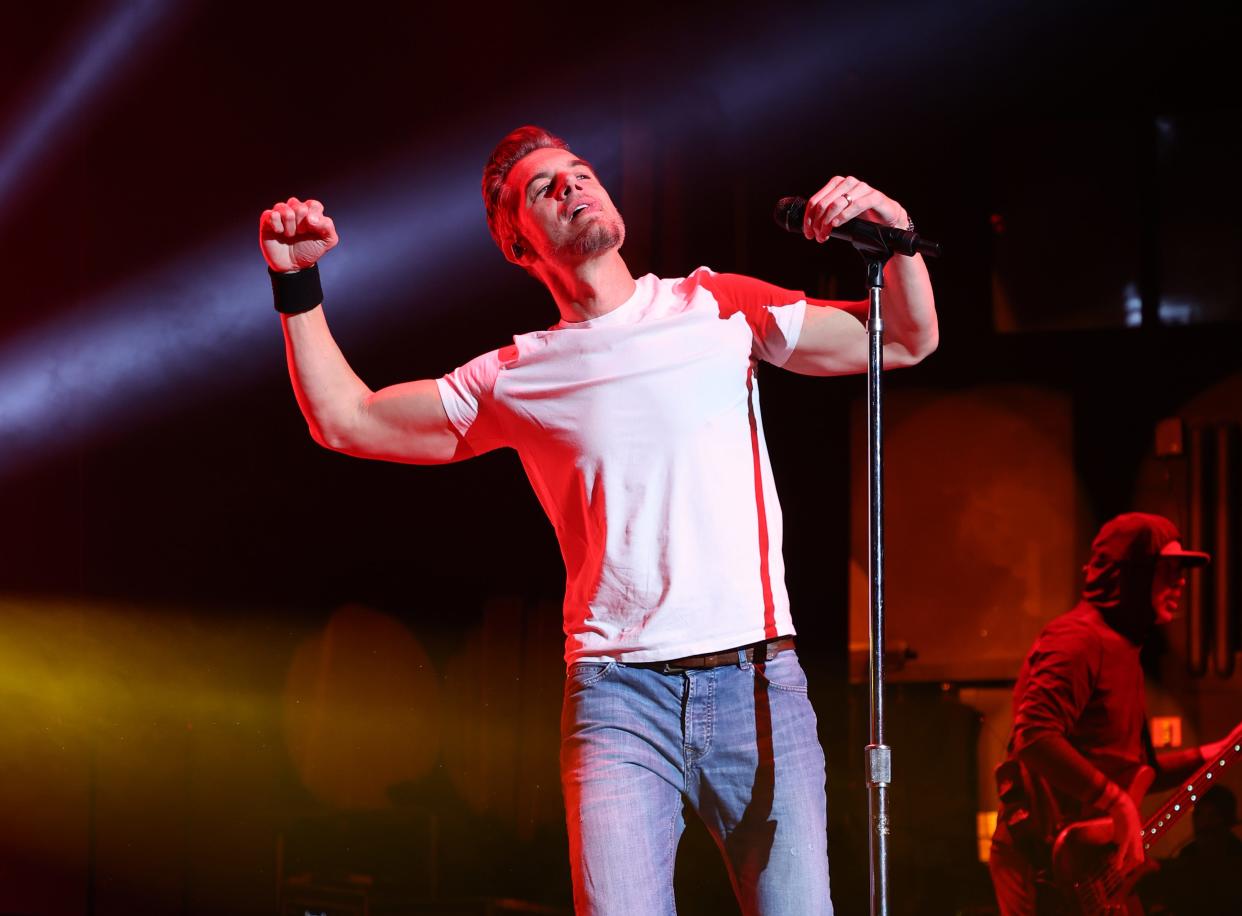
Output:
[1142, 725, 1242, 851]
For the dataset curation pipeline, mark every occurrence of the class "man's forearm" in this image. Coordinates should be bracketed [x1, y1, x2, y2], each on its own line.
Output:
[281, 306, 371, 449]
[1151, 746, 1204, 791]
[1018, 732, 1146, 867]
[1017, 733, 1112, 804]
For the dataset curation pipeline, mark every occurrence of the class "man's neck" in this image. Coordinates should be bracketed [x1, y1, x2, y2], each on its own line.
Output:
[539, 251, 637, 324]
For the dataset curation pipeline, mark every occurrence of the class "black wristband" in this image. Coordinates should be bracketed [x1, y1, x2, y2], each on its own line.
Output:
[269, 264, 323, 315]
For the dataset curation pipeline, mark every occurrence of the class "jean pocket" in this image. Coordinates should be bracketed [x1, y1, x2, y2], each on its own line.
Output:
[565, 661, 616, 690]
[752, 650, 809, 692]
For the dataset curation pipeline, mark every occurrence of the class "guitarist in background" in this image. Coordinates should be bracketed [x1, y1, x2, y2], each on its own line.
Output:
[989, 512, 1234, 915]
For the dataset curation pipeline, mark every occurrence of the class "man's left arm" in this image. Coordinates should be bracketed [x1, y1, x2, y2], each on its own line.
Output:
[782, 176, 938, 377]
[1152, 731, 1240, 791]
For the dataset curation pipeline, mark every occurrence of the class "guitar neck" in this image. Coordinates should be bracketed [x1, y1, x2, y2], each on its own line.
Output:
[1141, 722, 1242, 853]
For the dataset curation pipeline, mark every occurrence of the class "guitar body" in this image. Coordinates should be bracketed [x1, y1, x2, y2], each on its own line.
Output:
[1049, 766, 1154, 915]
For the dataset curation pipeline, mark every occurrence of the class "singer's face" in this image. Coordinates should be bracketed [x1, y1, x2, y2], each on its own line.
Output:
[505, 147, 625, 264]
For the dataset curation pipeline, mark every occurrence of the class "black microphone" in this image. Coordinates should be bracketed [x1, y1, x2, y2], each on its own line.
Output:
[773, 196, 941, 258]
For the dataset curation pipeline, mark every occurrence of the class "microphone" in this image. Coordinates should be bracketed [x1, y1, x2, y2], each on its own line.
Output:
[773, 196, 941, 258]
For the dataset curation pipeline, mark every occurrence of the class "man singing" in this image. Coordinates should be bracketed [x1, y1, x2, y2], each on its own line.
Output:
[260, 125, 937, 915]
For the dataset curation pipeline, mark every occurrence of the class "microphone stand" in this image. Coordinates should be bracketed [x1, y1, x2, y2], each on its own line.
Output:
[832, 216, 938, 916]
[773, 202, 939, 916]
[861, 246, 891, 916]
[840, 220, 902, 916]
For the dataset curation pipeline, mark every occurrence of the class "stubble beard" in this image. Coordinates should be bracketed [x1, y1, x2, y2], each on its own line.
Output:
[561, 214, 625, 259]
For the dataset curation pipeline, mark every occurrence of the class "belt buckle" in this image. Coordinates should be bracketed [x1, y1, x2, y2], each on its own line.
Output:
[660, 661, 689, 675]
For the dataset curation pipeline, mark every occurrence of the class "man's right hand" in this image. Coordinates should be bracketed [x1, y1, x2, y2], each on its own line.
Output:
[259, 197, 338, 273]
[1098, 780, 1145, 870]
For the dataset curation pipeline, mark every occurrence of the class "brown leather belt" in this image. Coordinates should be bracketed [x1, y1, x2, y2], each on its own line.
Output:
[626, 637, 796, 675]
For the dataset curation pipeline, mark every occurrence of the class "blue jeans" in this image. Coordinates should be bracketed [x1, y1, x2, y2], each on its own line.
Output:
[560, 648, 833, 915]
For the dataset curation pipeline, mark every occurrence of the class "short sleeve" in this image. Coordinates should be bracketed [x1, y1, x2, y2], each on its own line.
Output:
[436, 349, 509, 454]
[688, 267, 807, 366]
[1011, 621, 1099, 753]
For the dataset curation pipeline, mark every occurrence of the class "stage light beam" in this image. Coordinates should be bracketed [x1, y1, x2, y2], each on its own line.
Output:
[0, 0, 1028, 478]
[0, 0, 185, 217]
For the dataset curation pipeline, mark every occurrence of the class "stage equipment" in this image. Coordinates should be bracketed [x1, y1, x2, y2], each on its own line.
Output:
[776, 196, 941, 916]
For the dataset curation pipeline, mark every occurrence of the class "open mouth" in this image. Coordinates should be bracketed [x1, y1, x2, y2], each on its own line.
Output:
[570, 203, 590, 222]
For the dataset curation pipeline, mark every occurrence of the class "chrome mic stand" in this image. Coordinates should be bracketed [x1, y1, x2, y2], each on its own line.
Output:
[862, 248, 892, 916]
[773, 201, 940, 916]
[846, 222, 939, 916]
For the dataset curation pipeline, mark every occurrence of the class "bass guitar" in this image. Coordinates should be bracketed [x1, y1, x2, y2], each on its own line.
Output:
[1050, 721, 1242, 914]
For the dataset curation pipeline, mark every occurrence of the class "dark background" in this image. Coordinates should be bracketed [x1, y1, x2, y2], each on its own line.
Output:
[1, 1, 1240, 914]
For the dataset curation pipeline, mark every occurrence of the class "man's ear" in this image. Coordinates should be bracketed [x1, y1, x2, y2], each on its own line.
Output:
[504, 234, 531, 265]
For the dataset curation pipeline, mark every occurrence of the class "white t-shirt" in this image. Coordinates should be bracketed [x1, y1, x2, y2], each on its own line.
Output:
[436, 267, 807, 664]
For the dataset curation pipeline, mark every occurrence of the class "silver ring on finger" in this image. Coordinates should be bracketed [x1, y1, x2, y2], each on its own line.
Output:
[843, 193, 852, 207]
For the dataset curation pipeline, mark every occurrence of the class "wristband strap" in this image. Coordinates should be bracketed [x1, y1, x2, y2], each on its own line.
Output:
[888, 213, 916, 233]
[269, 264, 323, 315]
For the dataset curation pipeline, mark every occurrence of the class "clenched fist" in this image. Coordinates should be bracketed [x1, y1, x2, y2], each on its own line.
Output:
[259, 197, 338, 273]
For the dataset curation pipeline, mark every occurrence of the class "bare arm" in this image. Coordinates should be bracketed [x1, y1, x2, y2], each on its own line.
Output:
[1154, 726, 1242, 791]
[262, 198, 468, 465]
[1018, 733, 1115, 803]
[281, 307, 467, 464]
[1017, 734, 1145, 868]
[1151, 746, 1205, 791]
[781, 177, 938, 377]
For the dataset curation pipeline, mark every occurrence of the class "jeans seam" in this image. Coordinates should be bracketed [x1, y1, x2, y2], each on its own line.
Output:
[681, 672, 694, 773]
[703, 670, 715, 758]
[666, 801, 679, 912]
